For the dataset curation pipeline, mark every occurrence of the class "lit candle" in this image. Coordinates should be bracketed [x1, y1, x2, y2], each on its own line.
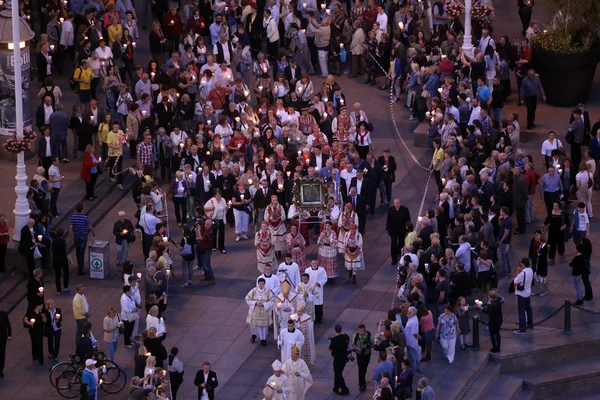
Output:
[303, 2, 307, 7]
[297, 150, 302, 156]
[162, 237, 168, 243]
[315, 167, 320, 171]
[559, 169, 563, 175]
[243, 90, 250, 97]
[30, 318, 35, 324]
[37, 235, 42, 241]
[122, 229, 128, 234]
[398, 22, 404, 29]
[99, 36, 103, 40]
[258, 85, 263, 92]
[248, 179, 253, 184]
[235, 117, 240, 123]
[90, 115, 95, 122]
[179, 143, 184, 148]
[142, 110, 147, 116]
[297, 87, 302, 93]
[38, 287, 44, 293]
[56, 313, 61, 319]
[98, 157, 101, 162]
[323, 112, 328, 117]
[59, 17, 64, 23]
[556, 165, 561, 169]
[278, 184, 283, 190]
[123, 43, 128, 48]
[323, 96, 328, 102]
[151, 72, 155, 78]
[206, 151, 211, 155]
[188, 174, 193, 179]
[437, 88, 443, 93]
[50, 44, 55, 51]
[340, 43, 344, 48]
[132, 42, 136, 48]
[137, 272, 142, 279]
[425, 111, 431, 118]
[240, 194, 245, 200]
[207, 120, 211, 125]
[286, 171, 291, 177]
[417, 216, 423, 222]
[442, 178, 446, 184]
[170, 20, 174, 24]
[99, 379, 104, 385]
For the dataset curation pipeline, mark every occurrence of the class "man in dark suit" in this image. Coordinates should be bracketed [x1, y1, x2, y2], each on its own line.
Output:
[284, 58, 302, 87]
[377, 150, 397, 207]
[348, 188, 367, 234]
[36, 96, 55, 129]
[350, 170, 370, 204]
[26, 269, 45, 310]
[245, 5, 263, 57]
[184, 145, 203, 173]
[36, 44, 53, 84]
[83, 99, 106, 131]
[194, 361, 218, 400]
[386, 198, 412, 264]
[19, 218, 38, 277]
[364, 153, 382, 214]
[309, 145, 329, 170]
[418, 217, 435, 249]
[253, 179, 275, 230]
[36, 125, 56, 174]
[45, 302, 62, 362]
[569, 103, 591, 139]
[195, 165, 216, 206]
[0, 310, 10, 377]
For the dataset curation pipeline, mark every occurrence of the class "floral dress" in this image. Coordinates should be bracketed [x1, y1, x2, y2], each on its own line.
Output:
[105, 74, 121, 112]
[343, 230, 364, 271]
[286, 232, 309, 272]
[438, 312, 459, 340]
[317, 229, 338, 278]
[255, 230, 276, 273]
[337, 210, 358, 253]
[364, 38, 378, 74]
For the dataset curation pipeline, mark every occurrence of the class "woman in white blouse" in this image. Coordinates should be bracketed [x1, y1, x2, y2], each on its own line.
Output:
[204, 189, 228, 253]
[540, 131, 564, 168]
[103, 307, 120, 360]
[575, 162, 594, 219]
[168, 347, 184, 400]
[145, 305, 166, 337]
[215, 115, 233, 145]
[120, 285, 139, 348]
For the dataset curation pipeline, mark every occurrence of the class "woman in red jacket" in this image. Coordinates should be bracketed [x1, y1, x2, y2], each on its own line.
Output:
[81, 144, 101, 201]
[163, 5, 184, 55]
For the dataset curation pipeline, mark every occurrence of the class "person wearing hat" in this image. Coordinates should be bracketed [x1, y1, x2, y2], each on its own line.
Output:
[512, 258, 533, 335]
[342, 224, 364, 284]
[246, 277, 276, 346]
[331, 106, 356, 145]
[81, 358, 98, 399]
[282, 344, 313, 399]
[266, 359, 291, 399]
[274, 279, 299, 340]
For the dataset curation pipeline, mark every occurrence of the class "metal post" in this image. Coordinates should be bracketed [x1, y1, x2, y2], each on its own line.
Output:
[471, 315, 480, 351]
[563, 299, 572, 335]
[462, 0, 474, 59]
[11, 0, 30, 241]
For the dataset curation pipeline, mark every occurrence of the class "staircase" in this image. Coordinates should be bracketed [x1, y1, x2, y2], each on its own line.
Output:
[457, 323, 600, 400]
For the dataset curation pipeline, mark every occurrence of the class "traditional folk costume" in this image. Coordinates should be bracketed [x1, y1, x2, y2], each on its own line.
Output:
[317, 227, 339, 278]
[318, 203, 340, 233]
[245, 284, 275, 343]
[331, 110, 356, 146]
[286, 231, 309, 272]
[343, 227, 365, 278]
[265, 360, 292, 400]
[309, 129, 330, 154]
[298, 111, 316, 137]
[274, 280, 298, 340]
[255, 222, 277, 273]
[282, 348, 313, 400]
[278, 325, 305, 364]
[305, 265, 327, 323]
[264, 198, 287, 253]
[294, 282, 318, 320]
[290, 306, 316, 365]
[337, 207, 358, 253]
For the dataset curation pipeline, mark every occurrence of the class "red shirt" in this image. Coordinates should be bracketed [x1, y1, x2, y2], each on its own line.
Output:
[525, 169, 541, 195]
[0, 222, 8, 245]
[229, 135, 248, 153]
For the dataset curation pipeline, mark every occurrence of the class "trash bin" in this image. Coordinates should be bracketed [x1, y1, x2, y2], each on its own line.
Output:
[89, 240, 110, 279]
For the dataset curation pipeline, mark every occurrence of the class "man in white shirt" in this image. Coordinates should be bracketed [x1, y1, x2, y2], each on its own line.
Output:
[48, 157, 62, 217]
[120, 285, 139, 348]
[376, 6, 388, 34]
[403, 307, 422, 373]
[339, 163, 356, 197]
[478, 28, 495, 52]
[468, 97, 482, 125]
[305, 260, 327, 323]
[59, 12, 76, 69]
[43, 96, 54, 125]
[135, 73, 152, 99]
[278, 254, 301, 289]
[513, 258, 533, 334]
[263, 9, 279, 59]
[126, 275, 143, 341]
[140, 206, 162, 260]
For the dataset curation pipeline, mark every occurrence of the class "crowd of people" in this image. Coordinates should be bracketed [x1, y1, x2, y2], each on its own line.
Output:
[4, 0, 599, 398]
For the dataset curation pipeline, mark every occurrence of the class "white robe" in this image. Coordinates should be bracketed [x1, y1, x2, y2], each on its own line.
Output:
[245, 287, 275, 340]
[305, 267, 327, 306]
[257, 273, 281, 296]
[278, 328, 305, 364]
[277, 261, 301, 289]
[266, 373, 292, 400]
[290, 312, 315, 365]
[282, 358, 313, 400]
[294, 282, 317, 319]
[274, 293, 298, 340]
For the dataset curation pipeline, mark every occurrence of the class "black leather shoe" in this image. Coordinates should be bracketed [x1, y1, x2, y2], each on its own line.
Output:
[251, 334, 256, 343]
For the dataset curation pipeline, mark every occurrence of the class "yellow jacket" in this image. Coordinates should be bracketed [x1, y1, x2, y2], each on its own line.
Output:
[72, 293, 88, 320]
[431, 148, 444, 171]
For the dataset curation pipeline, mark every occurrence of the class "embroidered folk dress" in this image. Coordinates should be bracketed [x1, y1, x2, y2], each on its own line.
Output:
[317, 229, 339, 278]
[265, 203, 287, 253]
[343, 230, 365, 271]
[255, 229, 277, 273]
[286, 232, 309, 272]
[337, 210, 358, 253]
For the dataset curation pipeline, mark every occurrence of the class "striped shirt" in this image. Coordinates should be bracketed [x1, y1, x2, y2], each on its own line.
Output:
[70, 213, 91, 235]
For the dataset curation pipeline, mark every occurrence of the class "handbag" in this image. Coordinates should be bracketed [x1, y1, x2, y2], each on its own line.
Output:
[490, 266, 498, 289]
[180, 237, 193, 256]
[33, 246, 42, 259]
[116, 314, 125, 335]
[516, 269, 528, 291]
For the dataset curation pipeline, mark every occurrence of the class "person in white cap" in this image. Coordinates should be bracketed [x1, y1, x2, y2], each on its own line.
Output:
[278, 319, 305, 364]
[81, 358, 98, 400]
[265, 359, 291, 400]
[282, 345, 313, 400]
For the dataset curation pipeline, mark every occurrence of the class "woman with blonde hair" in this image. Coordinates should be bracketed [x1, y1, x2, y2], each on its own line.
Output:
[134, 345, 149, 378]
[103, 307, 120, 360]
[146, 305, 165, 336]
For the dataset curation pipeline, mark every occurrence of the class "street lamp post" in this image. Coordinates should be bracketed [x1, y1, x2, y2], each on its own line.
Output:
[461, 0, 474, 58]
[0, 0, 35, 240]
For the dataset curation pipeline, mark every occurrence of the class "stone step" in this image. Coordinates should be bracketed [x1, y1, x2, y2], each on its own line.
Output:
[508, 355, 600, 399]
[545, 391, 600, 400]
[459, 362, 501, 400]
[514, 387, 535, 400]
[482, 375, 523, 400]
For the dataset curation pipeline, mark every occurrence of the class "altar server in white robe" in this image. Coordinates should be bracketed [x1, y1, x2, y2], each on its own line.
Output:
[290, 301, 315, 365]
[266, 359, 292, 400]
[246, 278, 275, 346]
[277, 253, 301, 289]
[305, 259, 327, 324]
[278, 319, 305, 364]
[257, 264, 281, 296]
[294, 273, 318, 320]
[283, 345, 313, 400]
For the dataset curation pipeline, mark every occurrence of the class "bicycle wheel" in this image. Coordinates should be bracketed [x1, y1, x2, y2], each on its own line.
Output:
[56, 370, 82, 398]
[100, 366, 127, 394]
[49, 362, 76, 388]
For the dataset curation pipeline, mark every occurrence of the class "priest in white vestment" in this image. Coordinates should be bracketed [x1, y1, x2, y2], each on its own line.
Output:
[290, 301, 316, 365]
[294, 273, 318, 320]
[278, 319, 305, 364]
[266, 360, 292, 400]
[282, 345, 313, 400]
[274, 279, 298, 340]
[246, 278, 275, 346]
[305, 260, 327, 323]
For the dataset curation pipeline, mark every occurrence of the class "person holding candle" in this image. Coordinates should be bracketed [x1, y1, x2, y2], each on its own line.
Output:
[24, 303, 46, 365]
[51, 228, 70, 294]
[26, 269, 45, 310]
[113, 211, 135, 266]
[81, 359, 98, 399]
[44, 299, 62, 362]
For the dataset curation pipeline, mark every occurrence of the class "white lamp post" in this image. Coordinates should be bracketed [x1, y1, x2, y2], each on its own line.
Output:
[461, 0, 474, 59]
[0, 0, 34, 240]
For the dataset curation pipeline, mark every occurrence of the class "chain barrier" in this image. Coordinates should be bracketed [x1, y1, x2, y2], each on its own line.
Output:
[571, 304, 600, 315]
[477, 303, 566, 332]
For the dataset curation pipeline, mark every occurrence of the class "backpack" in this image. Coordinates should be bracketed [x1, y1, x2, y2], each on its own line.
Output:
[69, 68, 82, 92]
[41, 86, 56, 106]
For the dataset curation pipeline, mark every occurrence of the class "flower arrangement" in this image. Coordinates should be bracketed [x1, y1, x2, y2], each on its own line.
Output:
[3, 137, 32, 153]
[532, 31, 585, 54]
[444, 1, 465, 19]
[22, 129, 37, 142]
[470, 4, 494, 20]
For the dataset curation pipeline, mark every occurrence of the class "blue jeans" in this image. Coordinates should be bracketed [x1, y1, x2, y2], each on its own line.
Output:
[116, 241, 129, 265]
[492, 107, 501, 123]
[498, 243, 511, 277]
[107, 338, 119, 360]
[407, 346, 421, 373]
[200, 251, 214, 280]
[74, 234, 88, 273]
[573, 229, 586, 246]
[52, 138, 68, 160]
[517, 295, 533, 332]
[75, 318, 88, 348]
[572, 276, 584, 300]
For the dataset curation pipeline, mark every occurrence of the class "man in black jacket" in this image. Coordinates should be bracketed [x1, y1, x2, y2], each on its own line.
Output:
[113, 211, 135, 266]
[36, 125, 55, 174]
[36, 97, 55, 129]
[0, 310, 11, 377]
[348, 188, 367, 234]
[195, 165, 216, 206]
[253, 179, 274, 230]
[580, 237, 593, 300]
[26, 269, 45, 310]
[329, 324, 350, 395]
[386, 198, 411, 265]
[19, 219, 38, 277]
[195, 361, 218, 400]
